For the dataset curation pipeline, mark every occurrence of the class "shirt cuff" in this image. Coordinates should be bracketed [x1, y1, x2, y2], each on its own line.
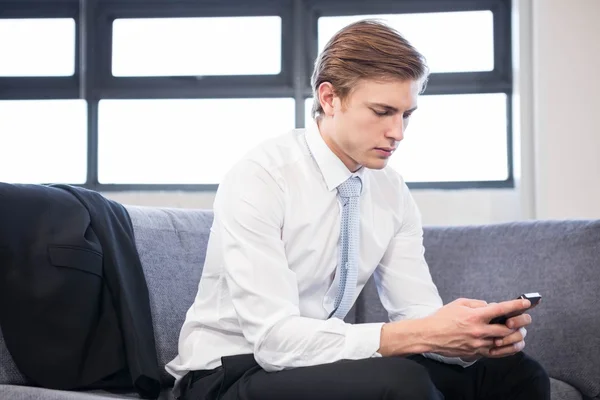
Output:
[344, 322, 385, 360]
[422, 352, 478, 368]
[457, 357, 479, 367]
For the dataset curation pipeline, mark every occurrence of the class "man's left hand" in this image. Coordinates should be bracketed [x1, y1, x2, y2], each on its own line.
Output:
[460, 312, 531, 362]
[488, 313, 531, 357]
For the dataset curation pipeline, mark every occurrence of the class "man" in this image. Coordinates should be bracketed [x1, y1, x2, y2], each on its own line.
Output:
[166, 20, 550, 399]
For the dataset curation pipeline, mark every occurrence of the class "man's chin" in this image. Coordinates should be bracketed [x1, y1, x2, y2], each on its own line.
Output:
[363, 158, 389, 170]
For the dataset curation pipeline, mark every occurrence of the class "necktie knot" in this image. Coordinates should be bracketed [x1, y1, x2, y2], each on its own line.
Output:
[337, 176, 362, 199]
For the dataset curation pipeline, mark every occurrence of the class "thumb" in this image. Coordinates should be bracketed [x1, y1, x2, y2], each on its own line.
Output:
[453, 298, 488, 308]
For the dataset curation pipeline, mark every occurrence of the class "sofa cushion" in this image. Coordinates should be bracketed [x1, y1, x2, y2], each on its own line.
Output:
[126, 206, 214, 387]
[354, 220, 600, 399]
[0, 384, 174, 400]
[0, 328, 27, 385]
[550, 378, 583, 400]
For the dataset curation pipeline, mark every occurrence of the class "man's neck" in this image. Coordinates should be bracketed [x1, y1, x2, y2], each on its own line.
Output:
[316, 118, 362, 173]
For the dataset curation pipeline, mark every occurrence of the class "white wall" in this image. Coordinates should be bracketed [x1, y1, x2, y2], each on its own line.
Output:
[532, 0, 600, 219]
[105, 0, 600, 225]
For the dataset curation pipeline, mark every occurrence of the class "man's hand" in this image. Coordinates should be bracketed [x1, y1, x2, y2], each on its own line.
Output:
[460, 311, 531, 361]
[420, 297, 532, 360]
[487, 312, 531, 357]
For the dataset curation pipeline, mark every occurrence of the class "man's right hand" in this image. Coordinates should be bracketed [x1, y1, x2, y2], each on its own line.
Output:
[420, 297, 531, 359]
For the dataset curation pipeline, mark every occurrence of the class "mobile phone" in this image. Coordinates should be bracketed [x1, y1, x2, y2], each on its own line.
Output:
[489, 292, 542, 324]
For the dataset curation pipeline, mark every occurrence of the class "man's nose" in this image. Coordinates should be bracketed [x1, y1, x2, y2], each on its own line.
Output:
[385, 117, 404, 142]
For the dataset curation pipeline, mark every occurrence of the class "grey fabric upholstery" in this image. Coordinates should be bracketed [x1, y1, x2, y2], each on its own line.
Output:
[355, 220, 600, 400]
[0, 327, 27, 385]
[550, 379, 583, 400]
[125, 206, 215, 387]
[0, 385, 174, 400]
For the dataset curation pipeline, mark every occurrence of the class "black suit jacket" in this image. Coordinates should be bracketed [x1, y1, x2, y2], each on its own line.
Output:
[0, 183, 160, 399]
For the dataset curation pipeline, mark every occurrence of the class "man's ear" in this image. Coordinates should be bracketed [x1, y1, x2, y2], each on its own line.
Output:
[317, 82, 336, 117]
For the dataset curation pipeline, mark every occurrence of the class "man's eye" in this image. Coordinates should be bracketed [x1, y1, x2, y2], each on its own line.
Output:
[373, 109, 390, 117]
[403, 113, 413, 119]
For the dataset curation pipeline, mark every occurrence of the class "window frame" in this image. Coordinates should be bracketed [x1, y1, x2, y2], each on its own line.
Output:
[0, 1, 80, 99]
[0, 0, 513, 191]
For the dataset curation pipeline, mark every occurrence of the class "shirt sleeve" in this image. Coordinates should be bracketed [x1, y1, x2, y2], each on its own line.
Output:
[214, 160, 384, 372]
[373, 180, 477, 368]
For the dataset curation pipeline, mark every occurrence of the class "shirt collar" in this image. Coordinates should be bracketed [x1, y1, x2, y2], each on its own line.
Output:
[305, 119, 367, 194]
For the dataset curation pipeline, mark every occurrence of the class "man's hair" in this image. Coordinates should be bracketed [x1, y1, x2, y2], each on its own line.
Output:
[310, 19, 429, 120]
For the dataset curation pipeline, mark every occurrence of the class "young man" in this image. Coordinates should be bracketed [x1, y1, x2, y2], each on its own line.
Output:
[166, 20, 550, 399]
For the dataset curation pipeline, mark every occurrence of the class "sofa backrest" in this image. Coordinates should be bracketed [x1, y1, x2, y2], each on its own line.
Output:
[355, 220, 600, 399]
[125, 205, 215, 387]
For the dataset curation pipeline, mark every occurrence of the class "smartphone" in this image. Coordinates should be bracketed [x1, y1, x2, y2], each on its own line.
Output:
[489, 292, 542, 324]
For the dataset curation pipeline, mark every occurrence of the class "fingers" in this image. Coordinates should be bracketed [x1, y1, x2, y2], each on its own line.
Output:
[467, 332, 522, 359]
[494, 327, 527, 348]
[473, 338, 495, 349]
[505, 313, 532, 329]
[481, 324, 517, 338]
[489, 339, 526, 357]
[454, 298, 488, 308]
[477, 299, 531, 321]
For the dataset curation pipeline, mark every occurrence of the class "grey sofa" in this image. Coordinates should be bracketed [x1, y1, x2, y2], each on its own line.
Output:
[1, 206, 599, 400]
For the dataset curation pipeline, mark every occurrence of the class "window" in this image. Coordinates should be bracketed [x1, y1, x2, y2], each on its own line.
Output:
[1, 0, 512, 190]
[0, 18, 76, 77]
[308, 3, 512, 187]
[98, 98, 295, 184]
[390, 94, 508, 182]
[318, 11, 494, 73]
[112, 16, 282, 77]
[0, 100, 87, 184]
[305, 94, 508, 183]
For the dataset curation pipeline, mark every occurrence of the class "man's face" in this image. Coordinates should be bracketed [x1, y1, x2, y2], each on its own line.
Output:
[320, 78, 420, 172]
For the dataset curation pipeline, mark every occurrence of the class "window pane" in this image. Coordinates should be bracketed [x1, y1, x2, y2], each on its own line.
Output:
[0, 100, 87, 184]
[318, 11, 494, 73]
[392, 93, 508, 182]
[305, 94, 508, 182]
[0, 18, 76, 76]
[112, 17, 282, 77]
[305, 98, 316, 126]
[98, 98, 295, 184]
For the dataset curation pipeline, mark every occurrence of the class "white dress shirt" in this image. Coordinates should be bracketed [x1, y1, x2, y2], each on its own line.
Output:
[165, 120, 474, 383]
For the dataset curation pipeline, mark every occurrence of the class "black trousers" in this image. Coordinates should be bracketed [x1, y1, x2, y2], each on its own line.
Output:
[179, 351, 550, 400]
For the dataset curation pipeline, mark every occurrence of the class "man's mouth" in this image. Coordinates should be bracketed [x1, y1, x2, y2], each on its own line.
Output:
[374, 147, 395, 156]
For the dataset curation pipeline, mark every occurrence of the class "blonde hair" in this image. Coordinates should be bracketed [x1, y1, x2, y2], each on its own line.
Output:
[311, 19, 429, 120]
